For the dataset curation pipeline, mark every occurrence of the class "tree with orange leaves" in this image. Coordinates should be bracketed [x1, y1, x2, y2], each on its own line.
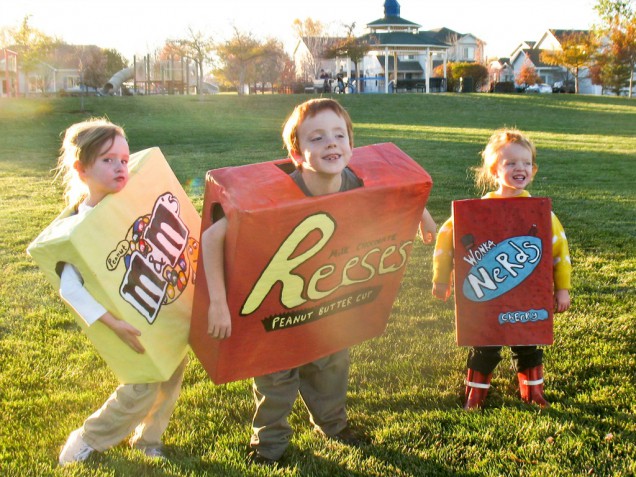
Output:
[515, 63, 541, 88]
[594, 0, 636, 97]
[541, 31, 597, 93]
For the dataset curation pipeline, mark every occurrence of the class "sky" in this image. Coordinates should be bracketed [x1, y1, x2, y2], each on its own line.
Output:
[3, 0, 600, 61]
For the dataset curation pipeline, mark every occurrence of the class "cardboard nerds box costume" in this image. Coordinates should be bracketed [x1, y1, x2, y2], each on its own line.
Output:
[28, 148, 200, 384]
[452, 198, 554, 347]
[190, 142, 432, 384]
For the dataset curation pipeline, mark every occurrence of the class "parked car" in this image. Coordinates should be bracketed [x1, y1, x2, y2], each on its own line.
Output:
[553, 80, 575, 93]
[525, 83, 552, 94]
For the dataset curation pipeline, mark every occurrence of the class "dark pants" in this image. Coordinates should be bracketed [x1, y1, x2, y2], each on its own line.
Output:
[467, 346, 543, 375]
[250, 349, 350, 460]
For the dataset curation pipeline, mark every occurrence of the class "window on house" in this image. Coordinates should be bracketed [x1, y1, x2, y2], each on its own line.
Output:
[67, 76, 80, 88]
[463, 47, 475, 60]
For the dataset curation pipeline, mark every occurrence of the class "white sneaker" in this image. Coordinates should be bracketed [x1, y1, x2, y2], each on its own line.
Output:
[59, 429, 95, 465]
[136, 446, 166, 459]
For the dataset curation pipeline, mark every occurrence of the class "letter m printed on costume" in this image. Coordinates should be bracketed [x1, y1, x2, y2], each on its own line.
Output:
[452, 198, 554, 346]
[190, 143, 432, 384]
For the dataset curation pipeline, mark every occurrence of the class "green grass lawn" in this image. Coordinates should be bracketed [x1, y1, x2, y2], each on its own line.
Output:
[1, 93, 635, 476]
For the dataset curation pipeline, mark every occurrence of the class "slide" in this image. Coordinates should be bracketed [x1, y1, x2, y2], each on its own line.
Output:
[103, 67, 134, 94]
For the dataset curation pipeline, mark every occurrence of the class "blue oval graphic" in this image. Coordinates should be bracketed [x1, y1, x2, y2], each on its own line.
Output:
[498, 308, 549, 325]
[462, 236, 542, 302]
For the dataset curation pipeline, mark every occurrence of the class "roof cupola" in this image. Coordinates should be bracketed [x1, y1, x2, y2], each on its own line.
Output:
[384, 0, 400, 18]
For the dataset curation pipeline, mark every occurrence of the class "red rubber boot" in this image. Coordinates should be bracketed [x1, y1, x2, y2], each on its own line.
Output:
[518, 365, 550, 408]
[464, 369, 492, 410]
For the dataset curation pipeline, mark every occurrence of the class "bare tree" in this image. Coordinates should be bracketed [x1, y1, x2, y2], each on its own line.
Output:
[167, 27, 214, 95]
[323, 23, 370, 93]
[292, 18, 332, 80]
[444, 31, 460, 61]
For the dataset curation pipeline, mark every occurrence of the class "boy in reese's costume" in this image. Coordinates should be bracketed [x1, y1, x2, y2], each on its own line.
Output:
[190, 99, 435, 463]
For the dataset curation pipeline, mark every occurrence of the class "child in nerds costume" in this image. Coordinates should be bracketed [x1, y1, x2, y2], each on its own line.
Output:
[432, 128, 571, 410]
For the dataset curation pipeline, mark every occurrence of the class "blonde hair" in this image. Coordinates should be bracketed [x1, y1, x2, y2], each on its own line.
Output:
[474, 127, 538, 192]
[55, 118, 126, 206]
[282, 98, 353, 166]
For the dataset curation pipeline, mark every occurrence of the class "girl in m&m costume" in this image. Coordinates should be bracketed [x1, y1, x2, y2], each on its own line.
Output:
[432, 127, 571, 410]
[53, 118, 187, 465]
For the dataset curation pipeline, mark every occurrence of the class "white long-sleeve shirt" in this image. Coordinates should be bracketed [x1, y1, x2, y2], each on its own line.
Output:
[59, 202, 107, 326]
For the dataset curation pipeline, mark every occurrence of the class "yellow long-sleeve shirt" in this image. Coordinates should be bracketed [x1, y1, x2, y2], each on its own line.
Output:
[432, 190, 572, 291]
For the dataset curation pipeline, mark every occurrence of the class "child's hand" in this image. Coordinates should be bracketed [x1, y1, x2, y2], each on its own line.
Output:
[208, 299, 232, 340]
[419, 208, 437, 244]
[432, 283, 451, 301]
[99, 312, 145, 353]
[555, 289, 571, 313]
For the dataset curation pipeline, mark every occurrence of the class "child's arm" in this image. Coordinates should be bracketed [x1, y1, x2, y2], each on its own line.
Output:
[555, 289, 570, 313]
[432, 282, 451, 301]
[431, 217, 454, 301]
[60, 264, 144, 353]
[418, 208, 437, 244]
[201, 218, 232, 340]
[98, 312, 145, 353]
[551, 212, 572, 314]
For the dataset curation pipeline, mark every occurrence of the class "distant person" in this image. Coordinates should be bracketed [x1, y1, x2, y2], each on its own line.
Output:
[336, 74, 345, 94]
[49, 118, 187, 465]
[203, 98, 437, 464]
[432, 127, 571, 409]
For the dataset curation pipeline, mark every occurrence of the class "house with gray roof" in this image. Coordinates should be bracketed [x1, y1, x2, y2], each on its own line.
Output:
[510, 29, 601, 94]
[293, 0, 485, 93]
[2, 44, 98, 96]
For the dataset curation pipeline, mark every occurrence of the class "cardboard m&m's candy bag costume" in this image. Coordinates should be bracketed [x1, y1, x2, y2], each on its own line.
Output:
[190, 142, 432, 384]
[28, 147, 199, 384]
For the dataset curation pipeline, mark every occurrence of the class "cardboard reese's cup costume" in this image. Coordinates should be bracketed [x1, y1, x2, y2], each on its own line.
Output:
[190, 143, 432, 384]
[452, 197, 554, 347]
[28, 148, 199, 384]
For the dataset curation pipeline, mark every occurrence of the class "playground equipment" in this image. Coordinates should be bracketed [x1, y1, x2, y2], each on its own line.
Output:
[102, 55, 216, 95]
[103, 67, 134, 95]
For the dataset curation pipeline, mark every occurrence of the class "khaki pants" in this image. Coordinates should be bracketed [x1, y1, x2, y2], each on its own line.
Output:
[250, 349, 349, 460]
[80, 357, 187, 451]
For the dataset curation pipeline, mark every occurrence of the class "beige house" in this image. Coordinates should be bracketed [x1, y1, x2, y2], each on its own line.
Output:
[488, 57, 515, 87]
[509, 29, 602, 94]
[428, 27, 486, 64]
[1, 44, 96, 96]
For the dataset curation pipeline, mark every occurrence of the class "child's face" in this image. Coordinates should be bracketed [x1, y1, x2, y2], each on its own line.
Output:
[293, 109, 352, 177]
[494, 142, 534, 197]
[77, 134, 130, 206]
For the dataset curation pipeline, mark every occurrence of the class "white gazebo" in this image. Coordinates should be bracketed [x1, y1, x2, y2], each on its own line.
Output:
[359, 0, 450, 93]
